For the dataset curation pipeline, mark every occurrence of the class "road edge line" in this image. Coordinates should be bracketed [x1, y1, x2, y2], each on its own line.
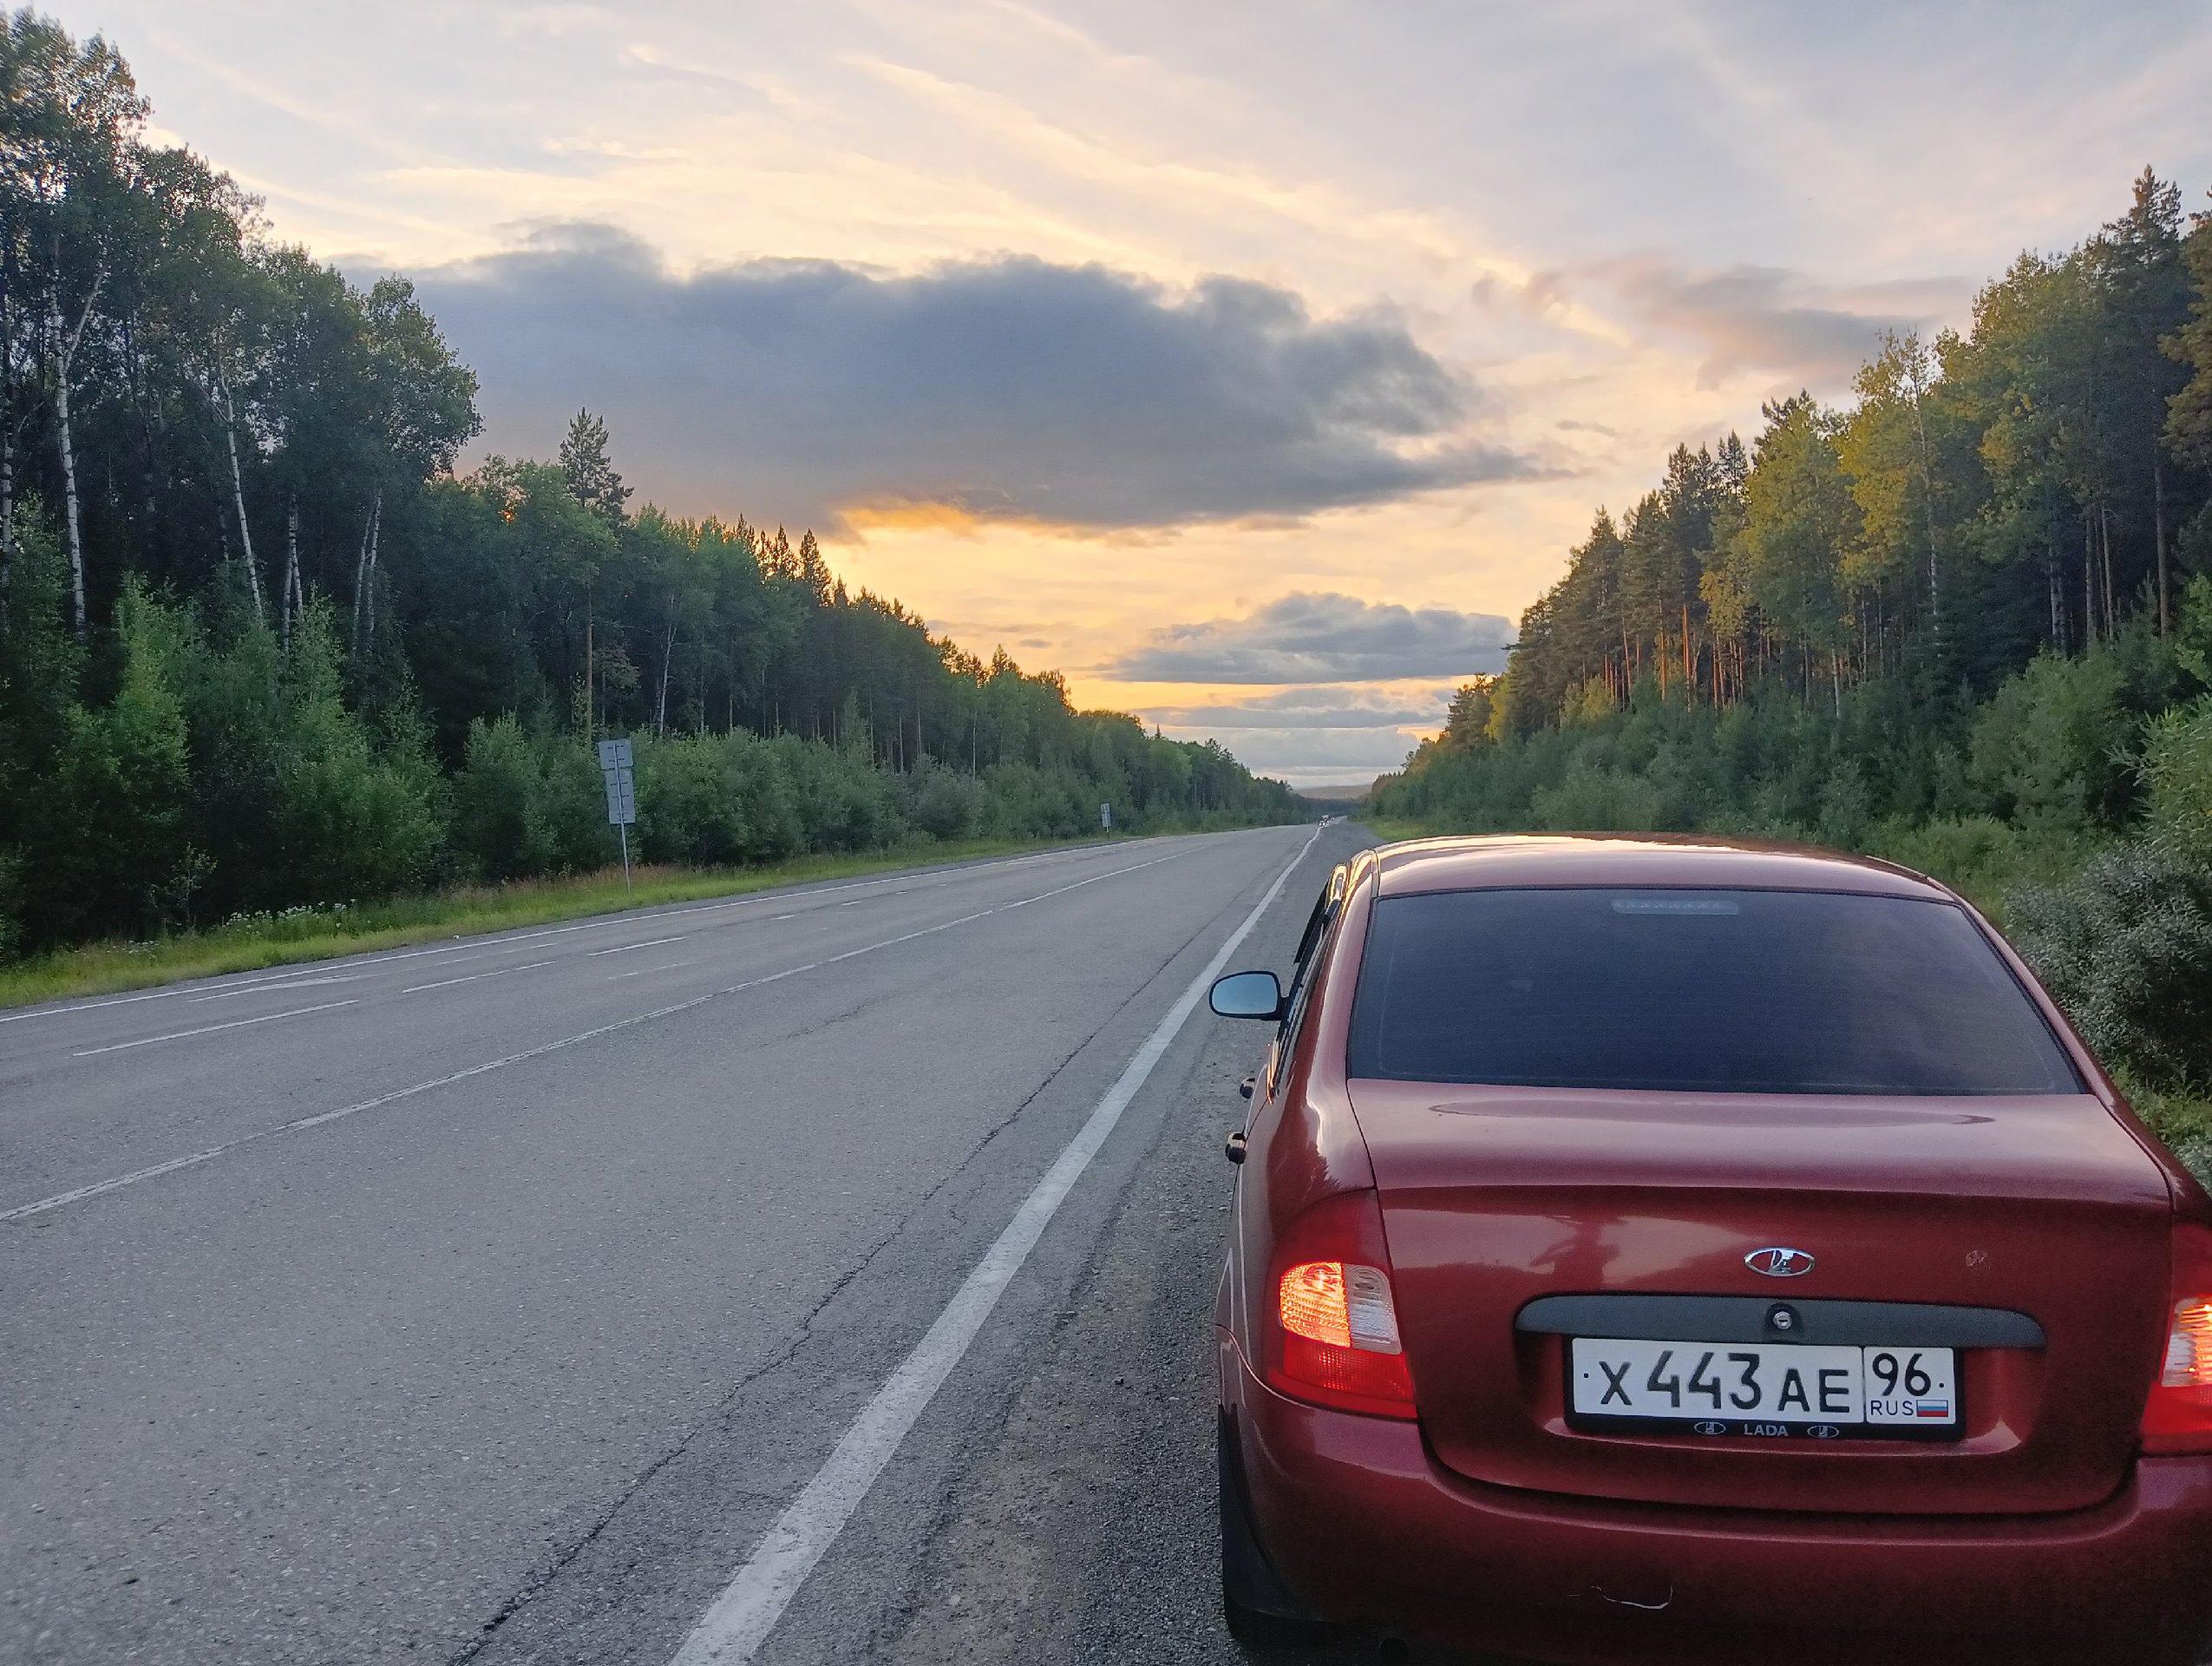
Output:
[666, 823, 1324, 1666]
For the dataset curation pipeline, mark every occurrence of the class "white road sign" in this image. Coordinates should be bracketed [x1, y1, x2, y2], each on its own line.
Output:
[599, 738, 637, 827]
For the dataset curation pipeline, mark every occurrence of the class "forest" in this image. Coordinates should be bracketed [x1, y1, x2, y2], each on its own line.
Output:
[1372, 169, 2212, 1168]
[0, 12, 1300, 963]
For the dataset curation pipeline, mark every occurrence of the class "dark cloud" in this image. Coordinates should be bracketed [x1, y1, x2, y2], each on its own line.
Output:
[1480, 256, 1968, 390]
[409, 225, 1540, 530]
[1109, 592, 1512, 684]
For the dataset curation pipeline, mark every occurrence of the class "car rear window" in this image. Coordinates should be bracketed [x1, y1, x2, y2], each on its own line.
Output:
[1346, 887, 2081, 1095]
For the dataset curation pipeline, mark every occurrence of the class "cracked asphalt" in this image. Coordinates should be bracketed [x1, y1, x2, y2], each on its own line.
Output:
[3, 823, 1376, 1665]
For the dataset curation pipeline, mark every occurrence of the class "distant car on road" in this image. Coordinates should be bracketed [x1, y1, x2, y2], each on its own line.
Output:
[1208, 835, 2212, 1665]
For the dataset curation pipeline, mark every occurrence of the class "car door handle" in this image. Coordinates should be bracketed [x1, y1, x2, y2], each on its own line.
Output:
[1239, 1075, 1256, 1100]
[1224, 1131, 1247, 1164]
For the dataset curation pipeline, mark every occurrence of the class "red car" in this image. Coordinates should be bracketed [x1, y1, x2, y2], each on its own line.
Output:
[1208, 835, 2212, 1665]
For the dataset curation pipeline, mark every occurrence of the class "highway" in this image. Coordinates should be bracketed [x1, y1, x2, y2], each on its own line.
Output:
[2, 822, 1383, 1665]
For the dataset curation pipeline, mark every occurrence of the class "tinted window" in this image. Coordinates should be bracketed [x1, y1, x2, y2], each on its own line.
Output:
[1346, 888, 2080, 1095]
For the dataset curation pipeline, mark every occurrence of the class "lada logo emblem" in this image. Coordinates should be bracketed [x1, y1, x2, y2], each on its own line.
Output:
[1745, 1247, 1815, 1277]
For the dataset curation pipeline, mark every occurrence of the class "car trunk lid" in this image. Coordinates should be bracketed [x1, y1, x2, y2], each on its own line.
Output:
[1351, 1080, 2175, 1516]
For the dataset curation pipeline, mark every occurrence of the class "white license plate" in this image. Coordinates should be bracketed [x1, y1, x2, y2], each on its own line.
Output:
[1568, 1336, 1959, 1438]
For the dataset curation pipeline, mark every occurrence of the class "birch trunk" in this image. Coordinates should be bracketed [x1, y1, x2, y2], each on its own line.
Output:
[351, 488, 383, 653]
[221, 387, 265, 623]
[282, 495, 302, 641]
[51, 265, 104, 640]
[56, 338, 87, 639]
[2099, 508, 2115, 641]
[655, 612, 675, 734]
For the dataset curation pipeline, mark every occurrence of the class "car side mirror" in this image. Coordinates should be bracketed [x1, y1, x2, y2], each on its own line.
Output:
[1208, 969, 1284, 1021]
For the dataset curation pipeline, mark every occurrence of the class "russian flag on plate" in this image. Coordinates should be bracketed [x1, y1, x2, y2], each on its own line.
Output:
[1914, 1401, 1951, 1419]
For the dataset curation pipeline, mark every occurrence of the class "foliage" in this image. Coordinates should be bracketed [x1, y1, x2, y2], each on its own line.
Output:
[2010, 844, 2212, 1088]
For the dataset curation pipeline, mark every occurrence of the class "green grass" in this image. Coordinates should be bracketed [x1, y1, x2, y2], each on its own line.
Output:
[2121, 1073, 2212, 1188]
[0, 834, 1130, 1010]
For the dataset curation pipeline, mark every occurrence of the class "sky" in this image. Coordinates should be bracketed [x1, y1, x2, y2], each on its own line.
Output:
[60, 0, 2212, 784]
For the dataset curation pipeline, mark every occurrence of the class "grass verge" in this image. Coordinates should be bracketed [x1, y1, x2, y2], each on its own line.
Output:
[0, 834, 1128, 1010]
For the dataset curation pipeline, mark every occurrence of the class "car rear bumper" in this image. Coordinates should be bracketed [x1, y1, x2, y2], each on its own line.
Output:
[1221, 1331, 2212, 1665]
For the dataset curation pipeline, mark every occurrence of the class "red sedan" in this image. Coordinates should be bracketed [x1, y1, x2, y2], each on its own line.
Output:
[1208, 835, 2212, 1664]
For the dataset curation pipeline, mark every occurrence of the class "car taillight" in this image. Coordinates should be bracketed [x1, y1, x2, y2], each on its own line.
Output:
[2142, 1224, 2212, 1456]
[1265, 1189, 1416, 1420]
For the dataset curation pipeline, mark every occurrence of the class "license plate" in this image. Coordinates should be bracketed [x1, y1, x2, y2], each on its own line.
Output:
[1567, 1337, 1960, 1440]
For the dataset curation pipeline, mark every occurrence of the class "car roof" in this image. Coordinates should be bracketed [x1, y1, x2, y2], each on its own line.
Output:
[1370, 833, 1953, 902]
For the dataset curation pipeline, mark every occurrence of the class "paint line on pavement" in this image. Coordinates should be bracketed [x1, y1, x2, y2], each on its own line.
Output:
[190, 975, 359, 1002]
[665, 826, 1320, 1666]
[401, 960, 555, 995]
[70, 1000, 362, 1059]
[588, 936, 684, 958]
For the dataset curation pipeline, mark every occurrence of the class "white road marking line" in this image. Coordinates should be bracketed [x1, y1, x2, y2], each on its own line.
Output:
[769, 915, 795, 922]
[667, 826, 1321, 1666]
[837, 900, 862, 907]
[401, 960, 555, 994]
[587, 936, 684, 957]
[0, 842, 1138, 1027]
[609, 961, 695, 981]
[189, 974, 358, 1002]
[69, 1000, 361, 1059]
[0, 849, 1194, 1224]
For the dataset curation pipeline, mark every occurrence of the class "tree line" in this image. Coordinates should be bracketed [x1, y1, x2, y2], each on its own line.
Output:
[1374, 169, 2212, 1131]
[0, 12, 1299, 956]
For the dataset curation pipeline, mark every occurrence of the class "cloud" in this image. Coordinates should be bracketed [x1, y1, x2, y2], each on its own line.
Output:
[1145, 683, 1453, 730]
[1479, 256, 1969, 390]
[1109, 592, 1512, 683]
[1142, 679, 1450, 784]
[409, 224, 1541, 530]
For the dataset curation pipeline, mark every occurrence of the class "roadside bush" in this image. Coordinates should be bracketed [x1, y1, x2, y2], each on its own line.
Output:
[1967, 648, 2134, 834]
[909, 764, 985, 841]
[638, 731, 804, 867]
[454, 716, 553, 880]
[2009, 843, 2212, 1088]
[771, 736, 904, 851]
[42, 583, 193, 941]
[2140, 697, 2212, 869]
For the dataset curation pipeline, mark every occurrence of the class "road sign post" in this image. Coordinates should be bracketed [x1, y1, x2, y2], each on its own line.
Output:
[1100, 801, 1111, 830]
[598, 737, 637, 891]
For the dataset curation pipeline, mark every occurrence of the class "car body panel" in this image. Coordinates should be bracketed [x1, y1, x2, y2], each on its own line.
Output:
[1218, 835, 2212, 1660]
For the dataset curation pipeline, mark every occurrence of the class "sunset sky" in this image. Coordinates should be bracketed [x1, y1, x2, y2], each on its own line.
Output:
[60, 0, 2212, 784]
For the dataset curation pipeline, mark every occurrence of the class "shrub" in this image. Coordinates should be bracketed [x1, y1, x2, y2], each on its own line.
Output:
[910, 764, 984, 841]
[2008, 843, 2212, 1088]
[2141, 697, 2212, 869]
[454, 716, 552, 880]
[1967, 648, 2134, 834]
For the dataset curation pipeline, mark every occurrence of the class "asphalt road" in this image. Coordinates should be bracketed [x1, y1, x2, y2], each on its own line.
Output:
[2, 820, 1411, 1666]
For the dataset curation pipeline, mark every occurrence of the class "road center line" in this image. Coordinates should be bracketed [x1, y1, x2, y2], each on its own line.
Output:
[588, 936, 684, 957]
[1, 849, 1192, 1224]
[70, 1000, 362, 1059]
[666, 826, 1321, 1666]
[401, 960, 556, 995]
[610, 961, 695, 981]
[190, 974, 358, 1002]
